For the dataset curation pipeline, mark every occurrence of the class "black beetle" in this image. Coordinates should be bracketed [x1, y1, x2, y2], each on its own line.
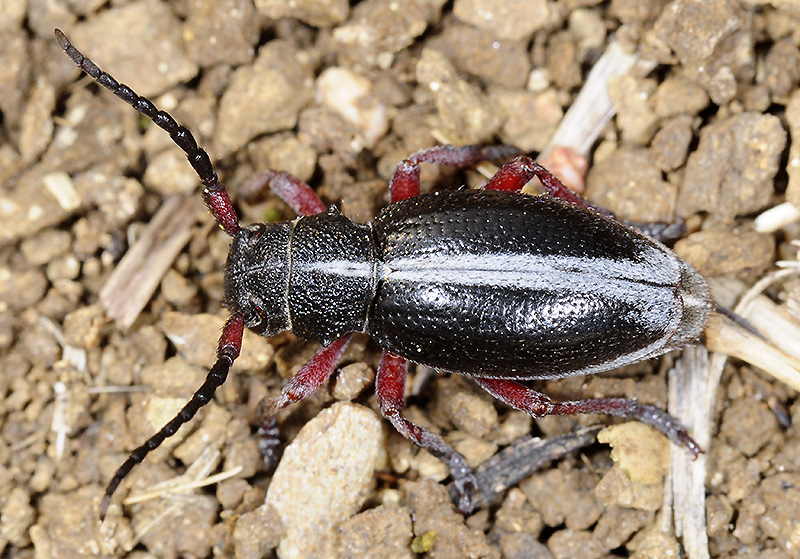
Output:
[56, 29, 708, 519]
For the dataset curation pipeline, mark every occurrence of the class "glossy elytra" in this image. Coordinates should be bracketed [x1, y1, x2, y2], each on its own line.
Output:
[56, 29, 709, 520]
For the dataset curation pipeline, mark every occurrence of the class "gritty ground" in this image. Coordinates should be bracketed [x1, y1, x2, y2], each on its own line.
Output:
[2, 0, 800, 558]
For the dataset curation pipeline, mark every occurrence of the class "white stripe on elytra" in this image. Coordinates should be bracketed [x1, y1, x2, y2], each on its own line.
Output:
[381, 250, 680, 292]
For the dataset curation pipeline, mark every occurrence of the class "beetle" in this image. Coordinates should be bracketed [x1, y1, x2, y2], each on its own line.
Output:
[56, 29, 708, 520]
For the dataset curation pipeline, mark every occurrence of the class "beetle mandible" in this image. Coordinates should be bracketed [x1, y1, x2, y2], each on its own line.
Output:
[55, 29, 709, 520]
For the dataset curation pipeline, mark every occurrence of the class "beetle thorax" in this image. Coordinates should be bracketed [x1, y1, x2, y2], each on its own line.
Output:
[286, 207, 377, 345]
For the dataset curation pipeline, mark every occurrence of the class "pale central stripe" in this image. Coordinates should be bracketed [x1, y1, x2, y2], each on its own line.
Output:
[382, 250, 678, 291]
[298, 260, 374, 278]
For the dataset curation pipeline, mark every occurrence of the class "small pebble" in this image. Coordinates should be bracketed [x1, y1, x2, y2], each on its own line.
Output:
[586, 148, 675, 222]
[597, 423, 670, 485]
[183, 0, 259, 67]
[332, 362, 374, 401]
[332, 0, 444, 68]
[0, 266, 48, 311]
[317, 67, 388, 149]
[650, 116, 693, 171]
[160, 269, 198, 308]
[628, 527, 680, 559]
[441, 391, 497, 439]
[491, 88, 562, 153]
[520, 469, 603, 531]
[143, 150, 201, 196]
[0, 169, 76, 244]
[752, 473, 800, 555]
[594, 467, 663, 512]
[427, 23, 531, 89]
[677, 113, 786, 220]
[20, 229, 73, 266]
[216, 40, 314, 155]
[416, 48, 501, 144]
[547, 529, 603, 559]
[403, 480, 498, 559]
[650, 0, 748, 104]
[234, 504, 283, 559]
[673, 228, 775, 279]
[652, 76, 710, 118]
[494, 488, 543, 538]
[266, 402, 385, 559]
[720, 399, 779, 457]
[607, 75, 659, 145]
[453, 0, 550, 42]
[337, 505, 413, 558]
[758, 39, 800, 102]
[0, 487, 35, 547]
[593, 507, 652, 551]
[255, 0, 349, 27]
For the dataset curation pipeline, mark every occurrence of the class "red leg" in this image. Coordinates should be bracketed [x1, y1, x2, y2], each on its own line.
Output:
[389, 145, 521, 202]
[241, 170, 327, 217]
[474, 377, 701, 457]
[472, 377, 554, 415]
[484, 156, 613, 217]
[100, 314, 245, 519]
[376, 351, 479, 512]
[258, 335, 351, 418]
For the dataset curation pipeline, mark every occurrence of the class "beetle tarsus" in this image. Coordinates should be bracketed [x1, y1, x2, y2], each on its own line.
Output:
[550, 398, 704, 457]
[676, 430, 703, 459]
[257, 417, 283, 473]
[625, 219, 687, 243]
[447, 451, 481, 514]
[452, 471, 478, 514]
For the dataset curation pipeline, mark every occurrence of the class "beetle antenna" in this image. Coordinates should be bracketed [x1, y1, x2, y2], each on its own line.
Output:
[713, 302, 765, 340]
[54, 28, 240, 237]
[99, 314, 244, 520]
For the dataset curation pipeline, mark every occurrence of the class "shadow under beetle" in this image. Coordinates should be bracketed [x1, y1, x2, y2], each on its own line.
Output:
[56, 29, 709, 520]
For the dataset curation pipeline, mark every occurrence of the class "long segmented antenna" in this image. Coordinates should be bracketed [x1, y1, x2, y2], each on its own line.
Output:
[54, 28, 240, 237]
[55, 29, 248, 519]
[99, 314, 245, 520]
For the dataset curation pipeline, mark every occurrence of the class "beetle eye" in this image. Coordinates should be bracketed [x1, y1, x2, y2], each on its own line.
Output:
[244, 296, 264, 327]
[247, 225, 263, 245]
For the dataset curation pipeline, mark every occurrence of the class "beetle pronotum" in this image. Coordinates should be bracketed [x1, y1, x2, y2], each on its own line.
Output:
[56, 29, 708, 520]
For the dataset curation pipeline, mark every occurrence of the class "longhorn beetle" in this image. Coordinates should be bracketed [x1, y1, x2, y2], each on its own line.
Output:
[56, 29, 709, 520]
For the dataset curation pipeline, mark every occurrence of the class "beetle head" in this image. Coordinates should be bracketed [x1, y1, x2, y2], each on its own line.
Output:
[225, 222, 293, 337]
